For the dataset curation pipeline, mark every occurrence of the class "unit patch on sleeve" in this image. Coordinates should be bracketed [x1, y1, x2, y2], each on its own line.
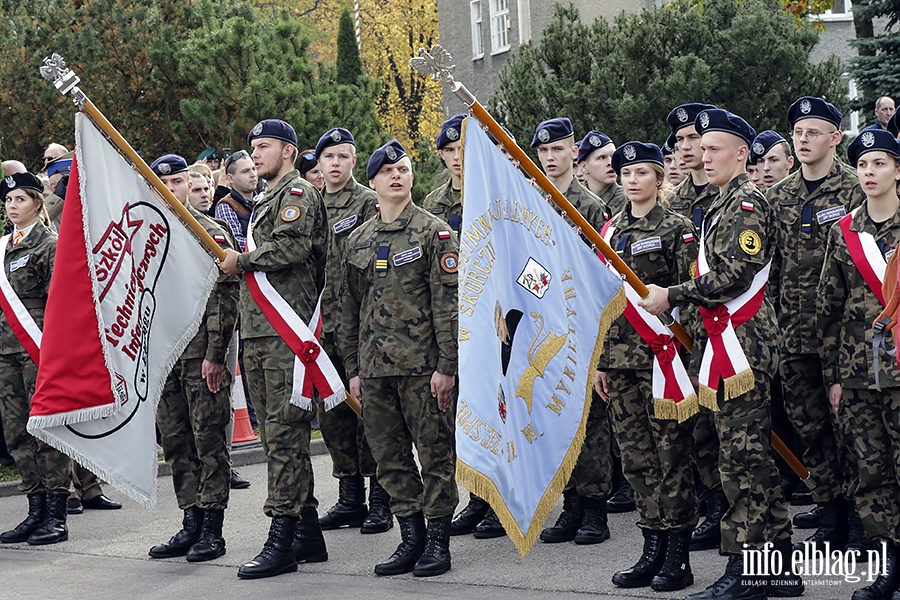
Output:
[441, 253, 459, 273]
[739, 230, 762, 255]
[281, 206, 301, 222]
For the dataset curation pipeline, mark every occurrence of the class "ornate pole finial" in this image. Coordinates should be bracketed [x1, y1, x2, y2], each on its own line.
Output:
[40, 53, 87, 106]
[410, 45, 475, 107]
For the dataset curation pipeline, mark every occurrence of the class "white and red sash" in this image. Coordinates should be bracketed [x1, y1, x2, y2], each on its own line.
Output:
[0, 234, 41, 363]
[839, 208, 886, 307]
[243, 224, 345, 410]
[599, 216, 696, 420]
[695, 225, 770, 409]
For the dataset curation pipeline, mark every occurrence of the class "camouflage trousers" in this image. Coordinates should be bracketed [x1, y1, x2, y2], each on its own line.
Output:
[692, 407, 722, 491]
[564, 390, 613, 500]
[70, 462, 103, 502]
[316, 332, 376, 479]
[607, 369, 699, 533]
[159, 357, 232, 511]
[244, 336, 317, 518]
[780, 354, 856, 502]
[361, 375, 459, 519]
[713, 370, 791, 554]
[841, 387, 900, 544]
[0, 352, 70, 495]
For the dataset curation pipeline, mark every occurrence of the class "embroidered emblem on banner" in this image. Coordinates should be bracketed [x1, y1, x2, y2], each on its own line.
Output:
[516, 257, 552, 299]
[332, 215, 358, 235]
[392, 246, 422, 266]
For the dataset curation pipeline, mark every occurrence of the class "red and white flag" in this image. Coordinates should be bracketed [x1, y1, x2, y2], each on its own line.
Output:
[27, 113, 218, 507]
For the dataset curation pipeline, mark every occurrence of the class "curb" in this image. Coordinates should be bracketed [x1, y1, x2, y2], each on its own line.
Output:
[0, 438, 327, 499]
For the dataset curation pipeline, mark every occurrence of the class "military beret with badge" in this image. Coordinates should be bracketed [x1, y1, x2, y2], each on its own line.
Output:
[786, 96, 842, 129]
[247, 119, 298, 146]
[611, 141, 664, 175]
[196, 148, 219, 162]
[847, 128, 900, 167]
[662, 133, 677, 156]
[666, 103, 717, 135]
[150, 154, 189, 177]
[694, 108, 756, 145]
[748, 130, 787, 165]
[0, 172, 44, 199]
[314, 127, 355, 160]
[366, 139, 407, 181]
[576, 130, 613, 164]
[436, 113, 467, 150]
[530, 117, 574, 148]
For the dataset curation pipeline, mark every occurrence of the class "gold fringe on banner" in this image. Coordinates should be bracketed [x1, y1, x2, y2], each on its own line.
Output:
[699, 368, 756, 412]
[675, 393, 699, 423]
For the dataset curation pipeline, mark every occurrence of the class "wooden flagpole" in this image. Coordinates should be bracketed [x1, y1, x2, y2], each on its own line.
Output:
[411, 45, 810, 482]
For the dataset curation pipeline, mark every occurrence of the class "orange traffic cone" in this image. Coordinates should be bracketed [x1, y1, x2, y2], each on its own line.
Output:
[232, 361, 258, 446]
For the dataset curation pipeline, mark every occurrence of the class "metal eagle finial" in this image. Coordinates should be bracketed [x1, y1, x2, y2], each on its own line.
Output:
[39, 53, 86, 106]
[410, 45, 456, 84]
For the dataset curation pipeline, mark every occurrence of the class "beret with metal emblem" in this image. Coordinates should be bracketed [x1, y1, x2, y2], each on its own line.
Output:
[436, 113, 467, 150]
[611, 141, 664, 175]
[150, 154, 189, 177]
[0, 172, 44, 199]
[661, 133, 677, 156]
[247, 119, 298, 146]
[787, 96, 842, 129]
[367, 139, 407, 181]
[196, 147, 219, 162]
[486, 125, 515, 147]
[296, 150, 318, 176]
[314, 127, 355, 160]
[694, 108, 756, 146]
[531, 117, 574, 148]
[576, 130, 613, 164]
[847, 128, 900, 167]
[748, 130, 787, 165]
[666, 103, 717, 135]
[46, 150, 74, 176]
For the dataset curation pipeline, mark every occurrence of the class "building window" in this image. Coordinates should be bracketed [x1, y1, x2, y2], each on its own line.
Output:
[490, 0, 510, 54]
[811, 0, 852, 22]
[471, 0, 484, 59]
[519, 0, 531, 44]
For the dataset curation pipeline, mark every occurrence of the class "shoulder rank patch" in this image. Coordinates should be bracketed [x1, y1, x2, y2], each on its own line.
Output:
[682, 232, 695, 243]
[290, 187, 304, 196]
[9, 255, 30, 272]
[333, 214, 358, 235]
[438, 230, 452, 240]
[441, 253, 459, 273]
[375, 245, 390, 271]
[392, 246, 423, 267]
[631, 237, 662, 255]
[741, 200, 755, 212]
[281, 206, 301, 222]
[739, 229, 762, 255]
[213, 234, 226, 243]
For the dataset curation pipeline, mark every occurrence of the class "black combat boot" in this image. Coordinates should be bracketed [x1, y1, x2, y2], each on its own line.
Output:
[27, 492, 69, 545]
[449, 494, 489, 536]
[847, 502, 877, 555]
[852, 542, 900, 600]
[791, 505, 820, 529]
[292, 506, 328, 563]
[767, 539, 804, 597]
[540, 489, 583, 543]
[612, 529, 667, 588]
[574, 497, 610, 545]
[0, 493, 46, 543]
[790, 481, 813, 506]
[691, 490, 728, 551]
[149, 506, 204, 558]
[237, 516, 298, 579]
[684, 553, 765, 600]
[318, 475, 367, 530]
[186, 508, 226, 562]
[375, 512, 426, 576]
[793, 496, 847, 553]
[651, 530, 694, 592]
[473, 508, 505, 539]
[607, 479, 636, 513]
[413, 515, 452, 577]
[360, 478, 392, 534]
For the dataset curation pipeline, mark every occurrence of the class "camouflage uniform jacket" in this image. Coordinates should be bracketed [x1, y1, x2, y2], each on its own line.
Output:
[767, 159, 865, 356]
[599, 203, 698, 371]
[666, 176, 719, 230]
[0, 222, 55, 355]
[180, 207, 239, 363]
[323, 177, 379, 334]
[422, 180, 462, 234]
[237, 170, 328, 339]
[668, 173, 778, 377]
[817, 206, 900, 389]
[340, 201, 459, 379]
[598, 183, 627, 216]
[550, 177, 610, 237]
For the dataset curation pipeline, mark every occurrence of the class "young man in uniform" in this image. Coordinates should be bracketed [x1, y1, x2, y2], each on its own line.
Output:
[641, 108, 801, 600]
[766, 97, 865, 553]
[576, 130, 626, 214]
[312, 127, 389, 534]
[148, 154, 239, 563]
[423, 114, 466, 235]
[749, 130, 794, 194]
[340, 140, 459, 577]
[220, 120, 329, 579]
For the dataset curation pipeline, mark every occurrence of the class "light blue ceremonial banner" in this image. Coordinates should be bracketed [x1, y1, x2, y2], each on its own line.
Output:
[456, 117, 624, 557]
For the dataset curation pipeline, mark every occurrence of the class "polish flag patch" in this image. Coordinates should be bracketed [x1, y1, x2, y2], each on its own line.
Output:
[438, 230, 452, 240]
[290, 188, 304, 196]
[213, 234, 226, 243]
[741, 201, 755, 212]
[682, 233, 695, 243]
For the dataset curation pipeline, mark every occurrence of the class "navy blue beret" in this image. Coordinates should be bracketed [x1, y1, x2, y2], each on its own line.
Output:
[46, 151, 73, 176]
[666, 103, 717, 135]
[662, 133, 677, 156]
[787, 97, 842, 129]
[436, 114, 466, 150]
[366, 140, 407, 181]
[531, 117, 574, 148]
[748, 130, 787, 165]
[611, 142, 664, 175]
[576, 131, 613, 163]
[0, 172, 44, 198]
[150, 154, 189, 177]
[314, 128, 355, 160]
[248, 119, 297, 146]
[695, 108, 756, 145]
[296, 150, 318, 175]
[847, 129, 900, 167]
[486, 125, 515, 146]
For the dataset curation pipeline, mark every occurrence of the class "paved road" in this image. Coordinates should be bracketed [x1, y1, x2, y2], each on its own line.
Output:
[0, 451, 863, 599]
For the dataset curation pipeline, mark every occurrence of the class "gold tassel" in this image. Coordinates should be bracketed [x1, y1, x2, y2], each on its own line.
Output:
[699, 385, 719, 412]
[723, 369, 756, 401]
[654, 397, 678, 421]
[676, 393, 699, 423]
